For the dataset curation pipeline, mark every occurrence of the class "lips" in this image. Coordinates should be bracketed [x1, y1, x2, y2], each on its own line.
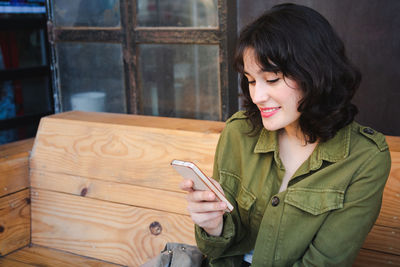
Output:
[259, 107, 281, 118]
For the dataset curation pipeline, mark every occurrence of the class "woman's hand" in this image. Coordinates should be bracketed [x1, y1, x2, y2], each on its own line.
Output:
[179, 178, 227, 237]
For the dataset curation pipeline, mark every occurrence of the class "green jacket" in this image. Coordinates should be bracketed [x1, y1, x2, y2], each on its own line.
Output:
[195, 111, 391, 267]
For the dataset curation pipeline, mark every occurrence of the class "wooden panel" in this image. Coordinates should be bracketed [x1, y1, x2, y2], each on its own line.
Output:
[0, 153, 30, 198]
[386, 136, 400, 152]
[31, 115, 220, 193]
[0, 257, 35, 267]
[363, 225, 400, 255]
[0, 138, 34, 158]
[0, 189, 30, 256]
[31, 188, 195, 266]
[5, 245, 122, 267]
[353, 248, 400, 267]
[375, 151, 400, 229]
[30, 169, 189, 215]
[47, 111, 225, 134]
[0, 138, 33, 198]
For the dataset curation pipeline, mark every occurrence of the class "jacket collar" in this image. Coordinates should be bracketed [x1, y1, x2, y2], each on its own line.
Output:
[253, 123, 352, 165]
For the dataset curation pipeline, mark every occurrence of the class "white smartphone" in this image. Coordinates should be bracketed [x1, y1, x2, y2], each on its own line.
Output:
[171, 160, 234, 212]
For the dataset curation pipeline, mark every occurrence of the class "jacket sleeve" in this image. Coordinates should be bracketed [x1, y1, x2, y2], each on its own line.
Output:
[293, 148, 391, 267]
[194, 126, 247, 259]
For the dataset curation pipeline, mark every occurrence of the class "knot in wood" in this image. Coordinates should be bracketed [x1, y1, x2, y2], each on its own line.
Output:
[80, 188, 88, 197]
[0, 225, 4, 233]
[149, 221, 162, 235]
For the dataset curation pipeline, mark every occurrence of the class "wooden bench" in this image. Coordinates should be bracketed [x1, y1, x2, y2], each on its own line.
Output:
[0, 111, 399, 266]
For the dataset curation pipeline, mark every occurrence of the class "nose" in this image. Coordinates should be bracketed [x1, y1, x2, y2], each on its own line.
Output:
[251, 81, 269, 105]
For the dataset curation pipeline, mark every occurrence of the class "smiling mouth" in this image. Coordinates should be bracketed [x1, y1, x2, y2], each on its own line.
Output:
[259, 107, 280, 118]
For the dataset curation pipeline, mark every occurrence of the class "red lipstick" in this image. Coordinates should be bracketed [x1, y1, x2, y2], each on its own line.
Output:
[259, 107, 280, 118]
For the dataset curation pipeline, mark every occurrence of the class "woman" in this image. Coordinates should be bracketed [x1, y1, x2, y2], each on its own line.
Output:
[180, 3, 391, 266]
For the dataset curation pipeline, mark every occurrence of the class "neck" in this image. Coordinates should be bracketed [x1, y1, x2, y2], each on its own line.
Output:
[280, 125, 308, 146]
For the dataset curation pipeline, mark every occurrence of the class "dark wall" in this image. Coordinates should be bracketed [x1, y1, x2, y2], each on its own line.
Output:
[238, 0, 400, 136]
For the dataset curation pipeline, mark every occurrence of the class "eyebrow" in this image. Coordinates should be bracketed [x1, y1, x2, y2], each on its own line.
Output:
[244, 71, 261, 75]
[244, 71, 278, 76]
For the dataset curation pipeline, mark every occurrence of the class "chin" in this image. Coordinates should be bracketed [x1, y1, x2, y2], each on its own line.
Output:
[261, 121, 282, 132]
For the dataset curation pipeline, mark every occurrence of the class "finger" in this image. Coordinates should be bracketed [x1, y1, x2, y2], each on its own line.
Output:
[187, 200, 227, 213]
[191, 210, 224, 225]
[179, 179, 194, 191]
[186, 190, 216, 202]
[209, 177, 224, 193]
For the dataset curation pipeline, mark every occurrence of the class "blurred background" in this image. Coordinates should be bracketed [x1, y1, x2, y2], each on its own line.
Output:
[0, 0, 399, 145]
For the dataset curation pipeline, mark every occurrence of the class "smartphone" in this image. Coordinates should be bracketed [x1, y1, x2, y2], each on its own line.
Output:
[171, 159, 233, 212]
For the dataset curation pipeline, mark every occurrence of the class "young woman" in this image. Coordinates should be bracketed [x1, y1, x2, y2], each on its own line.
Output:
[180, 3, 391, 266]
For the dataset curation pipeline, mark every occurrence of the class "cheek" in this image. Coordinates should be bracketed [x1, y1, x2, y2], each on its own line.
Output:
[280, 91, 302, 111]
[248, 86, 256, 101]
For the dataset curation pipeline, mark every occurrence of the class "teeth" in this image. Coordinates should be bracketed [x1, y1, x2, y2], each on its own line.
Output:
[262, 107, 279, 112]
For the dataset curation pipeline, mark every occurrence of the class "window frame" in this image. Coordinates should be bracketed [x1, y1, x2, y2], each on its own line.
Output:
[47, 0, 237, 121]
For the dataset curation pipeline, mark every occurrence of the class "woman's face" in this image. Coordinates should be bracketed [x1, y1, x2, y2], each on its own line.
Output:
[243, 48, 303, 134]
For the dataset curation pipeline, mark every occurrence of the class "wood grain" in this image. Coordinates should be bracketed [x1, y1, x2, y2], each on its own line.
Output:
[0, 189, 30, 256]
[30, 169, 189, 215]
[0, 153, 30, 198]
[0, 257, 35, 267]
[31, 188, 195, 266]
[0, 138, 34, 158]
[0, 138, 33, 198]
[375, 151, 400, 229]
[353, 248, 400, 267]
[386, 136, 400, 152]
[31, 117, 220, 193]
[5, 245, 122, 267]
[48, 111, 225, 134]
[363, 224, 400, 255]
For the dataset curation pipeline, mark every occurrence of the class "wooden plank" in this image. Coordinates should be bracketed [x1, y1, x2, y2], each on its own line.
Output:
[0, 138, 33, 198]
[31, 188, 195, 266]
[30, 169, 189, 215]
[363, 224, 400, 255]
[0, 153, 30, 198]
[45, 111, 225, 134]
[0, 257, 35, 267]
[353, 248, 400, 267]
[5, 245, 122, 267]
[0, 189, 30, 256]
[31, 116, 220, 193]
[375, 151, 400, 229]
[0, 138, 34, 158]
[386, 136, 400, 152]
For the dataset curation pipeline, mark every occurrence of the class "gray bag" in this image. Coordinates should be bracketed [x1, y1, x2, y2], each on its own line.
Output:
[140, 243, 204, 267]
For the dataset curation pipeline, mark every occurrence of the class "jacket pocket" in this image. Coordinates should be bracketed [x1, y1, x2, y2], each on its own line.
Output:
[284, 187, 344, 215]
[236, 186, 256, 227]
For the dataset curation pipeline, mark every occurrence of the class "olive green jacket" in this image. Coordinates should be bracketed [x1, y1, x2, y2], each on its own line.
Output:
[195, 111, 391, 267]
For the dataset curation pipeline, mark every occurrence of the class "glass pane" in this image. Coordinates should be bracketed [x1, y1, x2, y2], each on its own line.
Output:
[0, 28, 47, 69]
[139, 44, 220, 120]
[56, 43, 126, 113]
[53, 0, 120, 27]
[137, 0, 218, 27]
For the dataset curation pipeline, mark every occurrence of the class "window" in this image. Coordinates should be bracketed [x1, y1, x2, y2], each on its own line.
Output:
[47, 0, 237, 121]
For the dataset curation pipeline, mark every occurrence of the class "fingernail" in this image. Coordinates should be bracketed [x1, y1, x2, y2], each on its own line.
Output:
[208, 193, 214, 199]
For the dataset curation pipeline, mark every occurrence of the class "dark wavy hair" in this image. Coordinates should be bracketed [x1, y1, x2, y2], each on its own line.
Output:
[235, 3, 361, 143]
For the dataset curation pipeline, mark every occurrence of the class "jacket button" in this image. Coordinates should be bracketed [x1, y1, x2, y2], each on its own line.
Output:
[363, 128, 374, 135]
[271, 196, 280, 207]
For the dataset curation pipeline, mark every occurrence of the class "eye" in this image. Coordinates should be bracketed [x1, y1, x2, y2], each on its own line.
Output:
[248, 80, 256, 85]
[266, 78, 280, 83]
